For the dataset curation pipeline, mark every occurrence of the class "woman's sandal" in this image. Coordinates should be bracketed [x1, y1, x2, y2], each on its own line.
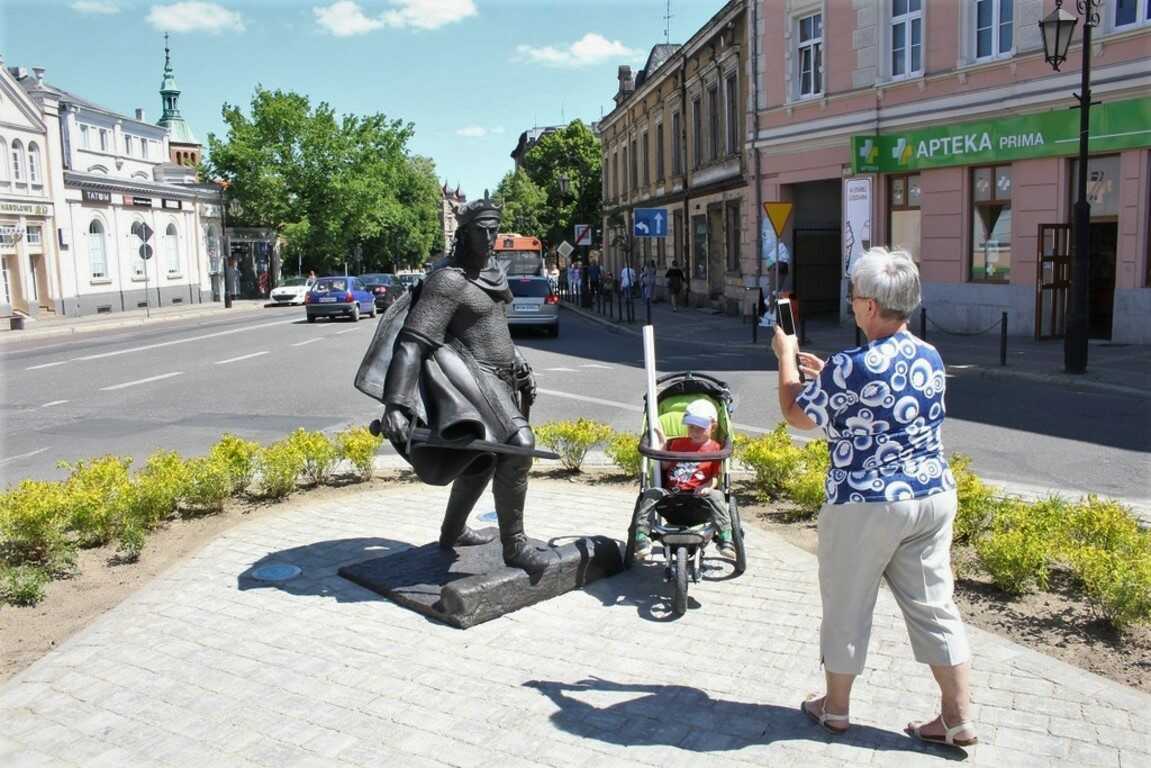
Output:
[906, 715, 979, 748]
[800, 695, 850, 735]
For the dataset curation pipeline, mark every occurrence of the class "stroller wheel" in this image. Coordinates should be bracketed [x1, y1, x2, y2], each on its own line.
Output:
[672, 545, 688, 617]
[731, 497, 748, 575]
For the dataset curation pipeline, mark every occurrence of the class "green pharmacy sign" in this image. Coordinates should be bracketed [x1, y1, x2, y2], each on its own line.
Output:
[852, 97, 1151, 173]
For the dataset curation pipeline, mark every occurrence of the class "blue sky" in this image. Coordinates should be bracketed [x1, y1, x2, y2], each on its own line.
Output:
[3, 0, 724, 198]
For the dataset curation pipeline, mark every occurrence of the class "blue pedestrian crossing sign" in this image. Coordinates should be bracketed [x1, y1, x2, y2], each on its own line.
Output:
[633, 208, 668, 238]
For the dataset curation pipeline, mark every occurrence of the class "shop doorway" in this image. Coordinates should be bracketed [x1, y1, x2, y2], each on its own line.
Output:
[1088, 220, 1117, 340]
[793, 229, 841, 316]
[1035, 224, 1071, 339]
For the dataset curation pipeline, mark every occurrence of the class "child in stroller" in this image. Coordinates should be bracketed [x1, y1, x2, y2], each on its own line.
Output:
[632, 398, 734, 561]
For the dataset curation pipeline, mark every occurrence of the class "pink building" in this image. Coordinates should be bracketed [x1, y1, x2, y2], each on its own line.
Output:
[749, 0, 1151, 342]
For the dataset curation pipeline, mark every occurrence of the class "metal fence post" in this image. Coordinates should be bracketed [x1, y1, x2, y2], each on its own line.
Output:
[1000, 311, 1008, 366]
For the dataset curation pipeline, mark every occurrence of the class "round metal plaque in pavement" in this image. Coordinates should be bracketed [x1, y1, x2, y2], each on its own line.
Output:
[251, 564, 302, 582]
[478, 511, 498, 522]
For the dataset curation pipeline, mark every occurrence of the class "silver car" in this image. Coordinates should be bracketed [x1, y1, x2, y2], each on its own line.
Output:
[506, 276, 559, 337]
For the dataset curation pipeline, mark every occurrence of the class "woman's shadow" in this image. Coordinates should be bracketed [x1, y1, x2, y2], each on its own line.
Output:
[523, 676, 966, 761]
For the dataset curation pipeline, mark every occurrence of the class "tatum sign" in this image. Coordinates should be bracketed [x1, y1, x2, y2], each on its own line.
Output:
[852, 96, 1151, 173]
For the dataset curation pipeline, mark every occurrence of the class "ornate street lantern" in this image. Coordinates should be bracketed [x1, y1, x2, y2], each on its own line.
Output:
[1038, 2, 1079, 71]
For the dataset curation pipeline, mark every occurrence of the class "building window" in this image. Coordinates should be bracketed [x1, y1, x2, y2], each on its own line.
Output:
[622, 146, 628, 195]
[888, 174, 922, 263]
[975, 0, 1013, 60]
[26, 226, 42, 246]
[88, 219, 107, 279]
[725, 202, 741, 272]
[28, 143, 41, 185]
[166, 223, 180, 274]
[125, 135, 133, 156]
[1114, 0, 1151, 28]
[80, 124, 90, 149]
[0, 138, 7, 184]
[98, 129, 108, 152]
[656, 123, 665, 181]
[892, 0, 923, 77]
[1, 255, 10, 306]
[707, 84, 720, 162]
[692, 97, 702, 169]
[11, 139, 24, 182]
[630, 138, 638, 190]
[641, 131, 650, 187]
[797, 12, 823, 98]
[140, 139, 149, 160]
[671, 111, 682, 176]
[612, 150, 619, 199]
[725, 74, 739, 155]
[971, 165, 1012, 281]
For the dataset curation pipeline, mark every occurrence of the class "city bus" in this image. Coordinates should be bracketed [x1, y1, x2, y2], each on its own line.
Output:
[493, 233, 545, 276]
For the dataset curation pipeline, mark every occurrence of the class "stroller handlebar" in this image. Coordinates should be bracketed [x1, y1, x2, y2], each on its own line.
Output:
[638, 436, 733, 463]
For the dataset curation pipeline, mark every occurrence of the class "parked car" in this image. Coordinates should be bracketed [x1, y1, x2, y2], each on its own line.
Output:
[269, 276, 313, 305]
[359, 273, 404, 311]
[396, 271, 424, 291]
[506, 275, 559, 337]
[304, 276, 377, 322]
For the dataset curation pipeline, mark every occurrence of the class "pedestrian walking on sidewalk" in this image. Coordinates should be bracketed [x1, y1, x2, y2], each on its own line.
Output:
[641, 260, 657, 304]
[619, 263, 636, 322]
[771, 246, 977, 749]
[665, 260, 685, 312]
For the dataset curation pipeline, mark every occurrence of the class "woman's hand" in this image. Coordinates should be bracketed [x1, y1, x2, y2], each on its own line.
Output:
[797, 352, 826, 380]
[771, 325, 797, 360]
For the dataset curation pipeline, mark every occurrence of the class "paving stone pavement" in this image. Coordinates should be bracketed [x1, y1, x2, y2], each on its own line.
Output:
[2, 480, 1148, 767]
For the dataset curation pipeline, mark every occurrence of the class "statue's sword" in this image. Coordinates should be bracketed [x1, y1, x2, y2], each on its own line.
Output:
[369, 421, 559, 460]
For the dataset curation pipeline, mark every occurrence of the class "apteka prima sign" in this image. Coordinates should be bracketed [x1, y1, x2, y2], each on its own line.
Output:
[852, 96, 1151, 174]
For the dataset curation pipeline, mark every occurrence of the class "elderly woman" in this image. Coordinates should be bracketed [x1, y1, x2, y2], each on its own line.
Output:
[772, 247, 976, 748]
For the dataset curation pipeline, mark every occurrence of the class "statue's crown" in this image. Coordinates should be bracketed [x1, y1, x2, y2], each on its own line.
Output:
[456, 190, 501, 227]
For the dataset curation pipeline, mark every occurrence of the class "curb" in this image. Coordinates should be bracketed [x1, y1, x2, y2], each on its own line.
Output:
[0, 303, 265, 344]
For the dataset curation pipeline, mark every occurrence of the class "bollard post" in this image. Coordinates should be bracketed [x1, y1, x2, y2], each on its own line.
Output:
[1000, 311, 1008, 366]
[920, 306, 927, 341]
[646, 298, 652, 325]
[752, 296, 758, 344]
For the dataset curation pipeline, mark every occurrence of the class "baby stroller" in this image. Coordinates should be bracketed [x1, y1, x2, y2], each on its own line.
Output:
[625, 372, 747, 616]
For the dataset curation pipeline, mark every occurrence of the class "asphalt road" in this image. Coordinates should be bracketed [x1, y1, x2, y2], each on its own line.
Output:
[2, 305, 1148, 506]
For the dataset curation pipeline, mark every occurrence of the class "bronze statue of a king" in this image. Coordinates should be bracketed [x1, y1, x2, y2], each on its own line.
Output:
[354, 196, 551, 573]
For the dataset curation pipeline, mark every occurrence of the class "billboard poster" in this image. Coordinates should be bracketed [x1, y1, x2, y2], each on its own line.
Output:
[842, 177, 873, 321]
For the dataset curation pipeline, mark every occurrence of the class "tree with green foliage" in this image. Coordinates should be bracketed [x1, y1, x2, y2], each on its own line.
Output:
[205, 87, 442, 275]
[520, 120, 603, 250]
[494, 168, 547, 237]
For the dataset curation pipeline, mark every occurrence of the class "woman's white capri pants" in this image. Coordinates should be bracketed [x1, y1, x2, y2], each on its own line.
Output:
[817, 489, 970, 675]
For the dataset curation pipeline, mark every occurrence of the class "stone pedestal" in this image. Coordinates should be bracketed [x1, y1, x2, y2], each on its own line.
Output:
[338, 530, 624, 628]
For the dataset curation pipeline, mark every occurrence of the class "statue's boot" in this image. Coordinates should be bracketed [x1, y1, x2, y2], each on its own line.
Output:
[439, 471, 497, 549]
[492, 428, 552, 573]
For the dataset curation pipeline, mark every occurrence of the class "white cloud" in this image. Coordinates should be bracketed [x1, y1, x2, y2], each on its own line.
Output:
[314, 1, 384, 36]
[71, 1, 121, 13]
[456, 126, 487, 138]
[314, 0, 475, 35]
[516, 33, 641, 68]
[147, 2, 245, 32]
[382, 0, 476, 30]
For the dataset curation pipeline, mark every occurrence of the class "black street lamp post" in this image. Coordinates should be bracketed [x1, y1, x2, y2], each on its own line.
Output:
[1039, 0, 1098, 373]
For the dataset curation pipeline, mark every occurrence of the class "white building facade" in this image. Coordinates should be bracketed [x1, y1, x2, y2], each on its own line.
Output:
[11, 62, 219, 317]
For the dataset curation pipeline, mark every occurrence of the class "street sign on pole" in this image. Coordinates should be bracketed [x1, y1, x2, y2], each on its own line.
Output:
[574, 224, 592, 246]
[557, 241, 575, 261]
[139, 244, 154, 261]
[762, 202, 793, 237]
[633, 208, 668, 238]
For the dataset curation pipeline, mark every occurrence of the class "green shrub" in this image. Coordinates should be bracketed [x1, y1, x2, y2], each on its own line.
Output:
[256, 440, 304, 499]
[1060, 496, 1145, 556]
[179, 456, 232, 515]
[782, 438, 829, 519]
[209, 434, 260, 494]
[59, 455, 136, 547]
[950, 453, 1001, 545]
[974, 498, 1065, 594]
[605, 432, 643, 477]
[1071, 546, 1151, 631]
[0, 564, 50, 606]
[735, 425, 802, 501]
[0, 479, 73, 570]
[132, 451, 191, 530]
[534, 418, 613, 472]
[288, 429, 339, 486]
[115, 523, 146, 564]
[336, 426, 382, 481]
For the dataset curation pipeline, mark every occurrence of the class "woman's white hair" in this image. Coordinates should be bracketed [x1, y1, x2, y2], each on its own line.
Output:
[850, 247, 921, 319]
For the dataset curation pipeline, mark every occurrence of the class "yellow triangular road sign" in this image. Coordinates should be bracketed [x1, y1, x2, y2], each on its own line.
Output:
[763, 202, 793, 237]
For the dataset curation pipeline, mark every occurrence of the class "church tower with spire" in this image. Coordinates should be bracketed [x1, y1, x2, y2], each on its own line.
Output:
[157, 33, 201, 167]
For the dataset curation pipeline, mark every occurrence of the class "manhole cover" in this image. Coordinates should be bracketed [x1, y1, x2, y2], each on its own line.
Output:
[251, 564, 302, 582]
[478, 511, 498, 522]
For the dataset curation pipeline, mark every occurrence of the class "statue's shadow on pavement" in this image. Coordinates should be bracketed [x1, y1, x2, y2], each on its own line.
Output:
[237, 537, 414, 602]
[524, 677, 966, 761]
